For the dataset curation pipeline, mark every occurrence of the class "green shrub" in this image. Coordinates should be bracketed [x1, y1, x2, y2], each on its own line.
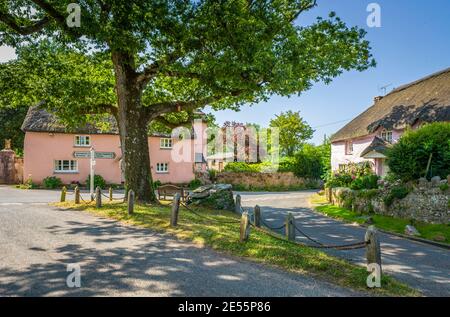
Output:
[384, 186, 410, 207]
[153, 180, 162, 188]
[326, 162, 375, 188]
[86, 174, 107, 189]
[208, 169, 217, 182]
[439, 183, 449, 192]
[223, 162, 261, 173]
[350, 174, 379, 190]
[387, 122, 450, 181]
[357, 189, 379, 200]
[16, 176, 37, 189]
[43, 176, 63, 189]
[189, 179, 202, 190]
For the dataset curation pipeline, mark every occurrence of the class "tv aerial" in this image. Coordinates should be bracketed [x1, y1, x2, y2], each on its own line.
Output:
[378, 83, 393, 95]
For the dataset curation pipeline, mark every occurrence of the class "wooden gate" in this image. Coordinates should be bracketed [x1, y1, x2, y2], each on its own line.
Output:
[0, 149, 15, 184]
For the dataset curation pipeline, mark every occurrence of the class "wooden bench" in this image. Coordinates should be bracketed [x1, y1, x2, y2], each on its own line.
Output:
[157, 184, 188, 201]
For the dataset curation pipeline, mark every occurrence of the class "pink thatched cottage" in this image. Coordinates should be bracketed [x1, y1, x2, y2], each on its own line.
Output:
[21, 106, 208, 185]
[331, 67, 450, 177]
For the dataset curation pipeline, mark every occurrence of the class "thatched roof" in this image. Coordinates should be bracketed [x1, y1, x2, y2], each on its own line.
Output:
[21, 105, 169, 137]
[21, 105, 119, 134]
[331, 67, 450, 142]
[360, 136, 392, 157]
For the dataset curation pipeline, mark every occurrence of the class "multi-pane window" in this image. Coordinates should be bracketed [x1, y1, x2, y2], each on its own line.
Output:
[75, 135, 90, 147]
[54, 160, 78, 173]
[381, 130, 393, 143]
[345, 141, 353, 155]
[160, 138, 172, 149]
[156, 163, 169, 173]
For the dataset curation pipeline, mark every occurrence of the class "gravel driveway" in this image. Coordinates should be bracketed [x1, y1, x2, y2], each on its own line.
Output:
[0, 186, 360, 297]
[237, 191, 450, 297]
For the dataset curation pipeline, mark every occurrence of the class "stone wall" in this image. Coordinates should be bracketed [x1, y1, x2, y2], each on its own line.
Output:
[329, 177, 450, 224]
[216, 172, 322, 190]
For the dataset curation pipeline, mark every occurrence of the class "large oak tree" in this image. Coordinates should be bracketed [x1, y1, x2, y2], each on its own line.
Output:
[0, 0, 375, 202]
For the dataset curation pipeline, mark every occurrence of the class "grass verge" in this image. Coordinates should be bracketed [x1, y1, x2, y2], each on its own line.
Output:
[310, 194, 449, 245]
[55, 200, 420, 296]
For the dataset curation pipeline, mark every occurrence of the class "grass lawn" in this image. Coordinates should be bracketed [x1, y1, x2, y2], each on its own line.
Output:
[310, 194, 449, 245]
[55, 199, 419, 297]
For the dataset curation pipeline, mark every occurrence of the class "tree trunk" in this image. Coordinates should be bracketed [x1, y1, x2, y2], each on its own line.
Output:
[112, 51, 156, 203]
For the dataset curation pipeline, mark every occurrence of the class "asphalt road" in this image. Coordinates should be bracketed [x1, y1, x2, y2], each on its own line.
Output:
[0, 186, 360, 297]
[237, 191, 450, 297]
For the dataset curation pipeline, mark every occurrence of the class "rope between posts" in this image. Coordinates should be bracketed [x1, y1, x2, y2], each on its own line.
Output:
[249, 221, 368, 250]
[101, 192, 126, 201]
[261, 218, 287, 231]
[79, 194, 94, 204]
[180, 202, 240, 224]
[241, 204, 368, 250]
[292, 222, 324, 246]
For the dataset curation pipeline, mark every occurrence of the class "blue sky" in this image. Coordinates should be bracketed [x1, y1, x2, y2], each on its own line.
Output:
[1, 0, 449, 144]
[207, 0, 450, 143]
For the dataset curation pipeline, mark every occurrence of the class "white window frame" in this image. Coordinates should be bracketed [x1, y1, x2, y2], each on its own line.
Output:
[75, 135, 91, 147]
[54, 160, 78, 173]
[156, 162, 169, 173]
[381, 130, 393, 143]
[160, 138, 172, 149]
[345, 141, 353, 155]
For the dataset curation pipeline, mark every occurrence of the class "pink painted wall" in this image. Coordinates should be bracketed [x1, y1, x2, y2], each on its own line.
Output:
[331, 135, 376, 172]
[23, 130, 207, 185]
[331, 128, 405, 176]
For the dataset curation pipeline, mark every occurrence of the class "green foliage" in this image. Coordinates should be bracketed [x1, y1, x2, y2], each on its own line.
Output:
[290, 144, 324, 179]
[208, 169, 217, 182]
[350, 175, 379, 190]
[16, 176, 36, 189]
[269, 111, 314, 156]
[224, 162, 262, 173]
[0, 106, 27, 155]
[326, 162, 375, 188]
[86, 174, 107, 190]
[42, 176, 62, 189]
[440, 183, 449, 192]
[189, 179, 202, 190]
[0, 1, 375, 201]
[387, 123, 450, 181]
[356, 189, 380, 200]
[384, 186, 411, 207]
[153, 180, 162, 188]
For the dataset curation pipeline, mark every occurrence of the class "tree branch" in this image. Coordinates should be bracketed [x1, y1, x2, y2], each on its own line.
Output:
[153, 115, 192, 129]
[29, 0, 82, 37]
[146, 89, 245, 118]
[0, 12, 50, 35]
[136, 50, 183, 87]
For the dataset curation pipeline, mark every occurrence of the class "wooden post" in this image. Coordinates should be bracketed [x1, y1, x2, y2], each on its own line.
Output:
[240, 211, 251, 242]
[254, 205, 261, 228]
[127, 190, 135, 215]
[109, 187, 113, 201]
[235, 194, 241, 214]
[74, 186, 80, 204]
[95, 186, 102, 208]
[60, 186, 67, 202]
[365, 226, 382, 274]
[285, 213, 295, 241]
[170, 193, 181, 227]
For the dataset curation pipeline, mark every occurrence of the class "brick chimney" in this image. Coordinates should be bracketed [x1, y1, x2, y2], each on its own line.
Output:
[374, 96, 383, 103]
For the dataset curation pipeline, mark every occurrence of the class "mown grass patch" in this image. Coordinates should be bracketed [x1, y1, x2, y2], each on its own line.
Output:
[310, 194, 449, 244]
[55, 200, 420, 296]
